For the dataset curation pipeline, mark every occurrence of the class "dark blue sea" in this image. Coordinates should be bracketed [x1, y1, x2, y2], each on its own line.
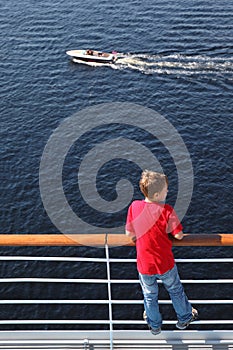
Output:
[0, 0, 232, 330]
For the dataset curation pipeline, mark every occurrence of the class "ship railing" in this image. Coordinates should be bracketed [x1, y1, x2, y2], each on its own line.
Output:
[0, 233, 232, 349]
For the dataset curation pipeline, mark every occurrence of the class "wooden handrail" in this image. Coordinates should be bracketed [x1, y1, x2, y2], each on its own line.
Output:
[0, 234, 232, 246]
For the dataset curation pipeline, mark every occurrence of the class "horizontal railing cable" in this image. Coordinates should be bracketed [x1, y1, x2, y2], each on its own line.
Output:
[0, 256, 108, 262]
[0, 320, 231, 325]
[0, 278, 232, 283]
[0, 299, 232, 304]
[0, 256, 233, 263]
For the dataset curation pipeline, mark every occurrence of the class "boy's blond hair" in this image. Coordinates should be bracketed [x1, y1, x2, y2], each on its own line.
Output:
[139, 170, 168, 200]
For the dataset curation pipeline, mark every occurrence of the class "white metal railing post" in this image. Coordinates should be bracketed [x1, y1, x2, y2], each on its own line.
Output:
[105, 242, 114, 350]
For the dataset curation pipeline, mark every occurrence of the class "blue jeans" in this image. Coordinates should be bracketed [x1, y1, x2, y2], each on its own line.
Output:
[139, 265, 192, 329]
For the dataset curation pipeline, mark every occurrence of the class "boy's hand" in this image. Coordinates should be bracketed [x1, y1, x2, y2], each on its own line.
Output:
[174, 231, 184, 240]
[125, 230, 136, 243]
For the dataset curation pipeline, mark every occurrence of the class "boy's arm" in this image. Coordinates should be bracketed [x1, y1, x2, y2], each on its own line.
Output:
[174, 231, 184, 240]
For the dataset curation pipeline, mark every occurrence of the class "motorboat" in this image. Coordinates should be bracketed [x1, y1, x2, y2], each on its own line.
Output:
[66, 49, 118, 64]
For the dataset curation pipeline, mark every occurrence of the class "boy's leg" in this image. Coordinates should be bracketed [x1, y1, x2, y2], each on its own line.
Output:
[159, 265, 193, 324]
[139, 273, 162, 329]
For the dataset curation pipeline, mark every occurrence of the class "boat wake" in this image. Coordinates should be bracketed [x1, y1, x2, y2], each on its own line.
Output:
[71, 52, 233, 78]
[113, 53, 233, 77]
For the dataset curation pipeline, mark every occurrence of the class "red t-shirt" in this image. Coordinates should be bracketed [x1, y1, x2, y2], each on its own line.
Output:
[126, 200, 183, 275]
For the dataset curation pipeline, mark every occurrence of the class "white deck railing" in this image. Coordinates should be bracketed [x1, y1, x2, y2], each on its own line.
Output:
[0, 234, 232, 349]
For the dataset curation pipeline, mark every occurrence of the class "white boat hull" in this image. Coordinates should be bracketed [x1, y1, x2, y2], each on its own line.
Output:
[66, 50, 117, 64]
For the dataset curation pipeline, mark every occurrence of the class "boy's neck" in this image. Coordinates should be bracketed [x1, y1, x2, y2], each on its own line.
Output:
[144, 197, 159, 203]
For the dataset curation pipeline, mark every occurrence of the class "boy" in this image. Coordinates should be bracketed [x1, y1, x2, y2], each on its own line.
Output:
[125, 170, 198, 335]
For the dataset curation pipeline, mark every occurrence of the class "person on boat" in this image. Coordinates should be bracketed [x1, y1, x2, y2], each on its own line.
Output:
[125, 170, 198, 335]
[86, 49, 93, 55]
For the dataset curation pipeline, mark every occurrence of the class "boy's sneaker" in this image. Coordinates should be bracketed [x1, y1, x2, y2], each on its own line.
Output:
[143, 311, 161, 335]
[149, 326, 162, 336]
[176, 308, 199, 330]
